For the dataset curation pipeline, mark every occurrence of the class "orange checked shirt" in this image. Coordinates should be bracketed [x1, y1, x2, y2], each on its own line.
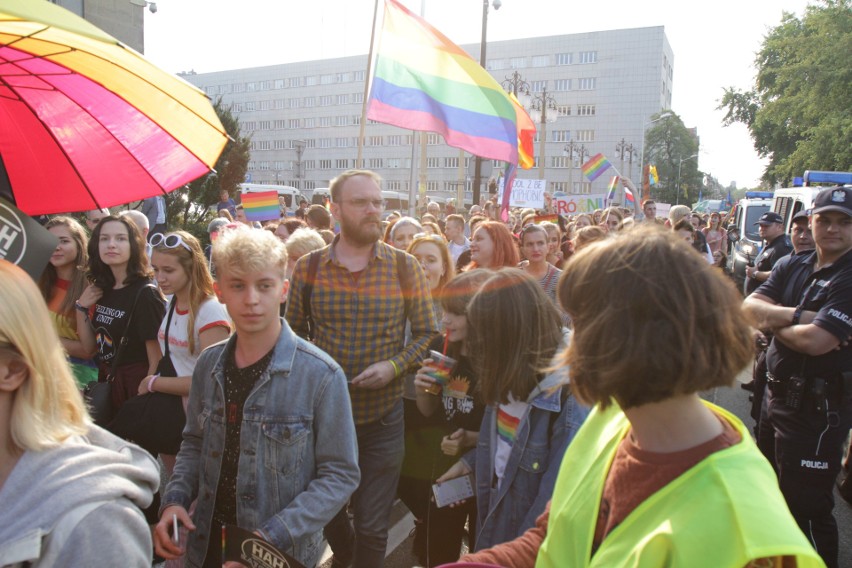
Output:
[286, 238, 438, 425]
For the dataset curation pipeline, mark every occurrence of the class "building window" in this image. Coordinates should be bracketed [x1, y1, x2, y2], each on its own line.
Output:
[244, 121, 257, 130]
[303, 117, 315, 128]
[351, 115, 361, 125]
[579, 51, 597, 64]
[557, 104, 571, 117]
[551, 156, 571, 168]
[388, 135, 403, 146]
[353, 92, 364, 103]
[303, 160, 316, 170]
[288, 77, 301, 88]
[288, 99, 301, 109]
[354, 70, 366, 81]
[530, 80, 547, 92]
[303, 139, 316, 148]
[259, 100, 271, 111]
[577, 104, 596, 116]
[233, 83, 245, 93]
[336, 137, 349, 147]
[575, 129, 594, 142]
[274, 140, 288, 149]
[335, 116, 348, 126]
[319, 138, 332, 148]
[388, 158, 400, 168]
[551, 130, 571, 142]
[259, 121, 272, 130]
[444, 157, 460, 168]
[551, 182, 568, 192]
[427, 181, 440, 191]
[318, 117, 332, 127]
[510, 57, 526, 69]
[231, 102, 243, 112]
[320, 95, 334, 106]
[305, 76, 318, 86]
[336, 159, 349, 169]
[257, 161, 269, 170]
[260, 80, 273, 90]
[246, 82, 256, 92]
[337, 94, 349, 105]
[274, 120, 286, 130]
[486, 59, 505, 70]
[427, 157, 440, 168]
[336, 72, 349, 83]
[274, 79, 285, 89]
[578, 78, 596, 90]
[320, 74, 334, 85]
[556, 53, 572, 66]
[274, 99, 285, 109]
[287, 119, 300, 129]
[554, 79, 572, 91]
[531, 55, 549, 67]
[427, 134, 442, 145]
[319, 159, 332, 169]
[367, 135, 382, 146]
[369, 158, 383, 168]
[304, 97, 316, 107]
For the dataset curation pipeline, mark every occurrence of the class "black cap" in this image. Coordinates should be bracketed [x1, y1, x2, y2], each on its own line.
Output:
[755, 211, 784, 226]
[812, 186, 852, 217]
[791, 209, 811, 222]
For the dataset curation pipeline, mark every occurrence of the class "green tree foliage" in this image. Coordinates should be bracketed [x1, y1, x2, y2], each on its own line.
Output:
[643, 111, 702, 205]
[719, 0, 852, 186]
[164, 97, 250, 240]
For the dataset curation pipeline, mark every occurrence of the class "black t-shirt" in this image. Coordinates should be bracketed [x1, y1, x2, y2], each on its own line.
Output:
[757, 248, 852, 380]
[92, 278, 165, 367]
[746, 233, 793, 295]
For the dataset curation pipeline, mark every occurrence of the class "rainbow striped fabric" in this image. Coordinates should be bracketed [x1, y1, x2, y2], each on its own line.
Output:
[497, 406, 522, 445]
[367, 0, 519, 164]
[241, 191, 280, 222]
[581, 153, 613, 182]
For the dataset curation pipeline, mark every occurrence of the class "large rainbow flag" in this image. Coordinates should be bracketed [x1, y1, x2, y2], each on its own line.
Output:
[241, 191, 280, 222]
[367, 0, 519, 164]
[581, 153, 613, 182]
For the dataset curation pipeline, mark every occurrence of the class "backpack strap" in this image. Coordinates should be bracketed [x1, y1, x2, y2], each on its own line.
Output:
[302, 250, 322, 341]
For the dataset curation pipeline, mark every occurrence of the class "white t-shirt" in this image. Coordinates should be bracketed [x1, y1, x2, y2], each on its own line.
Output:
[157, 298, 230, 377]
[447, 237, 470, 264]
[494, 393, 529, 489]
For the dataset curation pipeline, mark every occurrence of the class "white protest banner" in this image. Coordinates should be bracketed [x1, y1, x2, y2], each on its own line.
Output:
[552, 193, 608, 215]
[497, 178, 546, 208]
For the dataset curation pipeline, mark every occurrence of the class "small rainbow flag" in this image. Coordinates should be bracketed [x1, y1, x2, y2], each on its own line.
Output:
[581, 153, 612, 182]
[241, 191, 280, 222]
[606, 175, 620, 203]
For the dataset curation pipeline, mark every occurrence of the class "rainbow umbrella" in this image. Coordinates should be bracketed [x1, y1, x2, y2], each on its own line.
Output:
[0, 0, 229, 215]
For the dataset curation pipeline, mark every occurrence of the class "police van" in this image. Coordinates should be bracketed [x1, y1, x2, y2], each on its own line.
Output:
[771, 170, 852, 233]
[726, 191, 773, 291]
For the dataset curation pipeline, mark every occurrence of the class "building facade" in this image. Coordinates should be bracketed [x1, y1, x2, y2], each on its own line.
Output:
[51, 0, 145, 53]
[182, 26, 673, 205]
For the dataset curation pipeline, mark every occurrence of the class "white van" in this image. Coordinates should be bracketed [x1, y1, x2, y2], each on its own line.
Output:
[238, 183, 304, 210]
[771, 170, 852, 233]
[311, 188, 331, 206]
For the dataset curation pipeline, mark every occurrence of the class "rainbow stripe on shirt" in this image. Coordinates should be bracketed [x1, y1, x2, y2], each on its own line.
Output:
[497, 407, 521, 445]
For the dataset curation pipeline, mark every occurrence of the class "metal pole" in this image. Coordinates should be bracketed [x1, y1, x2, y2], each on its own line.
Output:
[472, 0, 489, 207]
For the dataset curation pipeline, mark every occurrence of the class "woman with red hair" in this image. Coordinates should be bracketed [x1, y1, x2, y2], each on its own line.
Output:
[465, 221, 520, 270]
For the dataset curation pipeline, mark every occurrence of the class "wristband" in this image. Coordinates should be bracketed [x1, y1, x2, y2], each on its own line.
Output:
[791, 307, 803, 326]
[147, 374, 160, 393]
[389, 360, 401, 378]
[74, 301, 88, 313]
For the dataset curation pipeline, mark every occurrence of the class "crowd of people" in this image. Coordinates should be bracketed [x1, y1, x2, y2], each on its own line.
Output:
[1, 168, 849, 568]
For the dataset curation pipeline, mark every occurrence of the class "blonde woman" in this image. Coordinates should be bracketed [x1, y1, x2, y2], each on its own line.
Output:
[0, 260, 158, 566]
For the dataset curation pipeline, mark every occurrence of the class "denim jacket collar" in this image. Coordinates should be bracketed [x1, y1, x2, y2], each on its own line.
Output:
[209, 318, 299, 385]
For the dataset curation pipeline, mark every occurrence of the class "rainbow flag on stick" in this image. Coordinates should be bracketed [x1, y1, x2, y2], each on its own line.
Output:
[241, 191, 280, 222]
[367, 0, 519, 164]
[581, 153, 613, 182]
[606, 175, 620, 204]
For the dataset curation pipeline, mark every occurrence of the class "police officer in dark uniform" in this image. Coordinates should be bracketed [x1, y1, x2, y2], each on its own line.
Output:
[744, 186, 852, 568]
[745, 211, 793, 295]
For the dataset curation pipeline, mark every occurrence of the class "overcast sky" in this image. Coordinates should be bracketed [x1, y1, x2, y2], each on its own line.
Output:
[143, 0, 814, 189]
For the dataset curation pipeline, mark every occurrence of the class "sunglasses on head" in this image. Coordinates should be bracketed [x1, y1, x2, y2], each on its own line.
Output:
[150, 232, 192, 252]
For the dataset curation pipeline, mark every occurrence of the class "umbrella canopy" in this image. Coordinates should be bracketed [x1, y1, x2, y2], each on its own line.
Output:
[0, 0, 229, 215]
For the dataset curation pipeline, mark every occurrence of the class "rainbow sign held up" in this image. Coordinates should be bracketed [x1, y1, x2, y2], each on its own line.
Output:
[581, 153, 613, 182]
[241, 191, 280, 222]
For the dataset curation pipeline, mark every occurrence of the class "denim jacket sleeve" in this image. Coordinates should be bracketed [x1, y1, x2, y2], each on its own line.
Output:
[521, 392, 589, 530]
[256, 365, 361, 551]
[160, 345, 220, 513]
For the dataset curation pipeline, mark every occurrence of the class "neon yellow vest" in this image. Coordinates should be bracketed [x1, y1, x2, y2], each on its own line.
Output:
[536, 402, 825, 568]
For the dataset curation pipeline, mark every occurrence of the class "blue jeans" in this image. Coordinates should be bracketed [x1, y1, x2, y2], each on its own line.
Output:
[325, 399, 405, 568]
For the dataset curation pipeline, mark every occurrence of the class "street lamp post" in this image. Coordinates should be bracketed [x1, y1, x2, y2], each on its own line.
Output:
[676, 153, 699, 205]
[472, 0, 502, 207]
[528, 87, 558, 180]
[638, 111, 673, 200]
[293, 139, 305, 190]
[563, 140, 577, 194]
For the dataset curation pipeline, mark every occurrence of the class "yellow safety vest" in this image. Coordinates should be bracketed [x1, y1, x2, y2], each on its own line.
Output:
[536, 402, 825, 568]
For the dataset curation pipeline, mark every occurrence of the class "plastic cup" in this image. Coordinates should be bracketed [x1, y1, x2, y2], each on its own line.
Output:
[424, 350, 456, 395]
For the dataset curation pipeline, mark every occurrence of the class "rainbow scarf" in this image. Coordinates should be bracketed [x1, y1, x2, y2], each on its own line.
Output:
[367, 0, 519, 164]
[241, 191, 280, 222]
[581, 153, 612, 182]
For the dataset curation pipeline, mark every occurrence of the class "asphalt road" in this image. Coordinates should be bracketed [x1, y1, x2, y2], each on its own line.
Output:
[319, 367, 852, 568]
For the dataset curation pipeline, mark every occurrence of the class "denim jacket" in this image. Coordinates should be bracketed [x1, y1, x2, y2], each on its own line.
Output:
[162, 319, 360, 567]
[461, 370, 589, 551]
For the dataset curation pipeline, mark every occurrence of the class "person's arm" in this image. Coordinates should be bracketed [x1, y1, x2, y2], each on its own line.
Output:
[774, 324, 842, 356]
[65, 501, 155, 566]
[139, 324, 230, 396]
[74, 284, 102, 356]
[459, 501, 550, 568]
[441, 428, 479, 456]
[256, 366, 360, 552]
[284, 255, 310, 338]
[743, 293, 795, 330]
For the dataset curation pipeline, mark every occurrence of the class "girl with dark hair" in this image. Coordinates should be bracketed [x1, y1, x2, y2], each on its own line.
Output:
[39, 216, 98, 387]
[77, 215, 165, 413]
[436, 268, 588, 552]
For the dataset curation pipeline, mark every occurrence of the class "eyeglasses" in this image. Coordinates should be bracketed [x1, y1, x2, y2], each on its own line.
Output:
[341, 198, 386, 210]
[150, 232, 192, 252]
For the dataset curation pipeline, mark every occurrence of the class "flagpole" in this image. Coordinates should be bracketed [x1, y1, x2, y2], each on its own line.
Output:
[357, 0, 382, 168]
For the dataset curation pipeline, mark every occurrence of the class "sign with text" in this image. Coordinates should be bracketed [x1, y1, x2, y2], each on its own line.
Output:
[552, 193, 607, 216]
[498, 178, 546, 208]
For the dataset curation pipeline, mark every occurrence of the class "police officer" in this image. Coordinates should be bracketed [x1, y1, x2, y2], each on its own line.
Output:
[743, 186, 852, 568]
[745, 211, 793, 295]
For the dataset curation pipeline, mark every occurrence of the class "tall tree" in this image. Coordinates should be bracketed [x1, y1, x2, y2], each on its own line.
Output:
[643, 111, 702, 205]
[165, 97, 250, 232]
[719, 0, 852, 186]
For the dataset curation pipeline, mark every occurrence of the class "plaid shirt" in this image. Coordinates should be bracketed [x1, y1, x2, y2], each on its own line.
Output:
[286, 237, 438, 424]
